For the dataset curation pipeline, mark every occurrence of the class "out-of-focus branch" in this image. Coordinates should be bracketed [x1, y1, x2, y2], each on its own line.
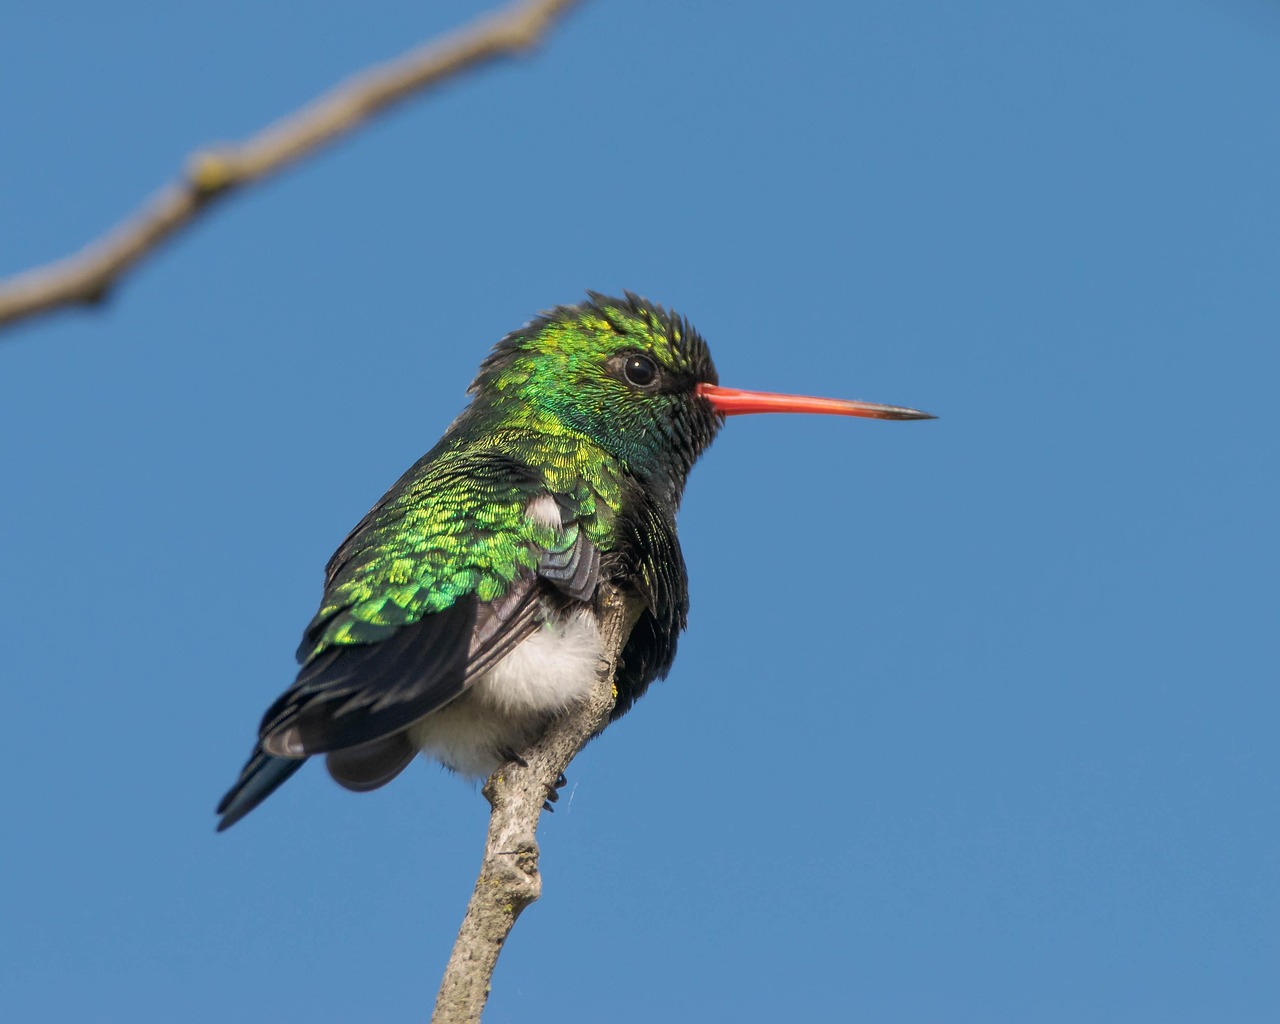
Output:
[431, 587, 634, 1024]
[0, 0, 583, 335]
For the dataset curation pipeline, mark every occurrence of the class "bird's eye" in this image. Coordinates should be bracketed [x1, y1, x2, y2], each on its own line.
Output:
[623, 355, 658, 387]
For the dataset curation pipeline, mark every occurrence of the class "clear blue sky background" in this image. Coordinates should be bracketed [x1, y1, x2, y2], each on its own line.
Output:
[1, 2, 1276, 1021]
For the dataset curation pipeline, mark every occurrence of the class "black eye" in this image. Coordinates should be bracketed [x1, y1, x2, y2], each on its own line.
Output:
[623, 355, 658, 387]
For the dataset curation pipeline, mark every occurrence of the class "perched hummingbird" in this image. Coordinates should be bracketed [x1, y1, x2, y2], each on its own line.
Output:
[216, 293, 933, 830]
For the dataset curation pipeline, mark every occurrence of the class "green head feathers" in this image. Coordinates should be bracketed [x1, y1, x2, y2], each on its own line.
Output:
[467, 293, 724, 499]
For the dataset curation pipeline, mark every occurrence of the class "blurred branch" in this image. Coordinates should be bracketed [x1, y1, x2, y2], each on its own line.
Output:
[432, 587, 633, 1024]
[0, 0, 583, 336]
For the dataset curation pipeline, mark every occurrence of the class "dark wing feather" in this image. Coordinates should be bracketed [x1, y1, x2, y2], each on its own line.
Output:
[261, 595, 478, 756]
[465, 573, 545, 678]
[538, 521, 602, 602]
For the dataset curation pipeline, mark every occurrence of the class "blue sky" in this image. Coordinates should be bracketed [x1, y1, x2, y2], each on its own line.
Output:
[1, 2, 1277, 1021]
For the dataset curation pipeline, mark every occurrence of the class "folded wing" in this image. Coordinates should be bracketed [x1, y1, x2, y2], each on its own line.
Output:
[216, 450, 602, 830]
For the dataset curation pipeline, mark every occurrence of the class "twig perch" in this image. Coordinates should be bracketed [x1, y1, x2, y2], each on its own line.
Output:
[0, 0, 583, 335]
[432, 587, 634, 1024]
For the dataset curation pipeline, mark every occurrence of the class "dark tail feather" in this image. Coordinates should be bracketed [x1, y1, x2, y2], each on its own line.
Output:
[325, 733, 416, 793]
[216, 747, 307, 832]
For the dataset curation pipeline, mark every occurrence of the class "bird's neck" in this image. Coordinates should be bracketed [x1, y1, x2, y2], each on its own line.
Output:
[445, 399, 688, 521]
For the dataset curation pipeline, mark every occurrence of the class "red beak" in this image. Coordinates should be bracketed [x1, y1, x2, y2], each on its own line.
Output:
[696, 383, 935, 421]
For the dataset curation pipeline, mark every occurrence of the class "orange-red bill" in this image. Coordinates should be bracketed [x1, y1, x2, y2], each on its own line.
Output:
[696, 383, 935, 420]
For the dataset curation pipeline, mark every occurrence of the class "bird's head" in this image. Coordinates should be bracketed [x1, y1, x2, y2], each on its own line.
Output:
[470, 293, 722, 494]
[470, 292, 934, 498]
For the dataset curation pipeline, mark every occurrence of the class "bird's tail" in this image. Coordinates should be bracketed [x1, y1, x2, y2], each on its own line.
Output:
[324, 733, 416, 792]
[216, 747, 306, 831]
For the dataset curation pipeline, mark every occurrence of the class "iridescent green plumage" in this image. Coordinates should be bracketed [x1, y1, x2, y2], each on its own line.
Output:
[304, 449, 593, 653]
[217, 293, 721, 829]
[301, 292, 717, 665]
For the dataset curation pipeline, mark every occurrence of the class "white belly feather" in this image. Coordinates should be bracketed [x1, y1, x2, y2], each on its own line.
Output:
[407, 607, 603, 777]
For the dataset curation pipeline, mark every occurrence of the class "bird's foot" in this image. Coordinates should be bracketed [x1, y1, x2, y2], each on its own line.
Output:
[542, 772, 568, 813]
[497, 748, 563, 811]
[497, 746, 529, 768]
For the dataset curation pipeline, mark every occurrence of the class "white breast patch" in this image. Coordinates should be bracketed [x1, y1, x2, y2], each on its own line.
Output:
[408, 608, 603, 777]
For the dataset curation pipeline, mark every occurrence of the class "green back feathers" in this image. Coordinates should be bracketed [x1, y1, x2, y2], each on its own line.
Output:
[303, 452, 550, 656]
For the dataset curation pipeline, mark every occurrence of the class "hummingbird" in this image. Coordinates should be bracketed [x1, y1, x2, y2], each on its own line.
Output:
[216, 293, 933, 830]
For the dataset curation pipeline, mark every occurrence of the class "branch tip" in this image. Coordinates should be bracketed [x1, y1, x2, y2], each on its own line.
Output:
[0, 0, 586, 336]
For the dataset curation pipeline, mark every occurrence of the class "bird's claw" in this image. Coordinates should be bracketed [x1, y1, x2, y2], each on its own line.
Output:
[542, 771, 568, 812]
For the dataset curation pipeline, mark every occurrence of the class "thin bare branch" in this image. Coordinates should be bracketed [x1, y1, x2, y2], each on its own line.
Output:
[431, 587, 636, 1024]
[0, 0, 584, 335]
